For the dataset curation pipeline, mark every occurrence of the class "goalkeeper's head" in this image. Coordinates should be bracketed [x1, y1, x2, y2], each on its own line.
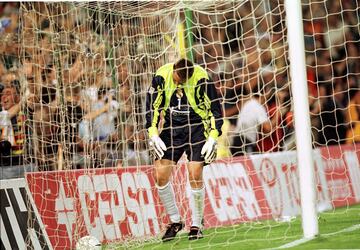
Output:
[173, 58, 194, 84]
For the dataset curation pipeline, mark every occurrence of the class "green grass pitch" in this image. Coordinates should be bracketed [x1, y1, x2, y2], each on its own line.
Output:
[107, 204, 360, 250]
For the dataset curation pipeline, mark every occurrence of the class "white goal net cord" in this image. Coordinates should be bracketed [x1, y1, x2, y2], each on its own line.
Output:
[0, 0, 359, 248]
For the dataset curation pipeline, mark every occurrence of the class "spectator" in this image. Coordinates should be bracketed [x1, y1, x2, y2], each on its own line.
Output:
[31, 86, 58, 171]
[345, 90, 360, 144]
[323, 3, 350, 58]
[78, 86, 120, 167]
[221, 72, 246, 125]
[233, 86, 288, 155]
[52, 84, 84, 169]
[0, 81, 26, 166]
[256, 87, 289, 153]
[318, 81, 348, 145]
[308, 83, 323, 147]
[79, 87, 118, 142]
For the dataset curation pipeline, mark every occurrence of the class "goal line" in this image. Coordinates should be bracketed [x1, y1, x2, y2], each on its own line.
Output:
[275, 224, 360, 249]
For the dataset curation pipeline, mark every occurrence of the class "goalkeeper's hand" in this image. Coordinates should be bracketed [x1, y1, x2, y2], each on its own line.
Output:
[201, 137, 217, 164]
[149, 135, 167, 159]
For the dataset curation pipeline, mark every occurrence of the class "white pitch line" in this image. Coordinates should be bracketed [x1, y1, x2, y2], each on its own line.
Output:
[272, 224, 360, 249]
[276, 237, 314, 249]
[322, 224, 360, 237]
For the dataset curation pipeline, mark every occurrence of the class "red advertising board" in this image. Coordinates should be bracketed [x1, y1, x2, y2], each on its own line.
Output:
[25, 144, 360, 249]
[319, 144, 360, 207]
[26, 167, 165, 249]
[26, 157, 271, 249]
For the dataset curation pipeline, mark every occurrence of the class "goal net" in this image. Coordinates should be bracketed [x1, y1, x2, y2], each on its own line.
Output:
[0, 0, 359, 249]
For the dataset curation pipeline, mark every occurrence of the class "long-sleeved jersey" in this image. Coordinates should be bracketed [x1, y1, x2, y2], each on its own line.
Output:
[146, 63, 223, 140]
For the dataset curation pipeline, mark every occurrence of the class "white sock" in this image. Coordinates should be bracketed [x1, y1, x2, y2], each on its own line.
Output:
[191, 186, 205, 228]
[156, 182, 181, 223]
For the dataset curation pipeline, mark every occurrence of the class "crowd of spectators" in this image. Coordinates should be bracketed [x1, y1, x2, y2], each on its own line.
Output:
[0, 2, 359, 175]
[0, 2, 142, 171]
[192, 0, 360, 157]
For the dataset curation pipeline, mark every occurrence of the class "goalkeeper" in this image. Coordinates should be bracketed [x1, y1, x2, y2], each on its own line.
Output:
[146, 58, 223, 241]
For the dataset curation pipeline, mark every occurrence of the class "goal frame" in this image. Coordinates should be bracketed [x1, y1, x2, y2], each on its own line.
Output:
[284, 0, 318, 238]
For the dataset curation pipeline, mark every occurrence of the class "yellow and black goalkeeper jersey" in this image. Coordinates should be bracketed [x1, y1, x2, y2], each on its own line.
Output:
[146, 63, 223, 140]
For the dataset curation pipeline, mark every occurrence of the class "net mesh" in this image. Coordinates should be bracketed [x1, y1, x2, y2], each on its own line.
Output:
[0, 0, 359, 249]
[16, 2, 184, 170]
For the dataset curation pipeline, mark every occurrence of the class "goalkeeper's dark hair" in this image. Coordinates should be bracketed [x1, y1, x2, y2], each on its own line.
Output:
[174, 58, 194, 81]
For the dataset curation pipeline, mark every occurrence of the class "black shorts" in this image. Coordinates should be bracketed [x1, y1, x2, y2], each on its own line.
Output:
[159, 123, 206, 163]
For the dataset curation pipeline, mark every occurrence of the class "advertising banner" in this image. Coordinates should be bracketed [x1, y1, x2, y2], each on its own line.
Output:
[25, 144, 360, 249]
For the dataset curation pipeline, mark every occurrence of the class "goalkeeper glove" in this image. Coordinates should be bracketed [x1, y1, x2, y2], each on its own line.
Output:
[149, 135, 167, 159]
[201, 137, 217, 164]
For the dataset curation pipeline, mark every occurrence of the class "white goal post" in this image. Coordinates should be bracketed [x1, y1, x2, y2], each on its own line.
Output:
[284, 0, 318, 238]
